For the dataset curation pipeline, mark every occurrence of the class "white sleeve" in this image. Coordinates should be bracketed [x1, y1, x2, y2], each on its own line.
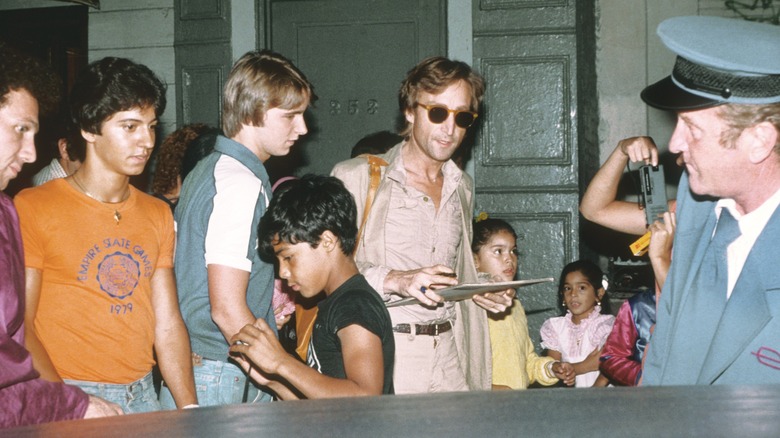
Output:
[204, 155, 265, 272]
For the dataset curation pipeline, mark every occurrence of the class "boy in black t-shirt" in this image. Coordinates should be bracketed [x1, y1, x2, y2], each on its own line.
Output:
[230, 175, 394, 399]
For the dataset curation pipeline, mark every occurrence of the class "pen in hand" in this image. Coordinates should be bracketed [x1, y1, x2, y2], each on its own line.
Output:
[419, 271, 457, 299]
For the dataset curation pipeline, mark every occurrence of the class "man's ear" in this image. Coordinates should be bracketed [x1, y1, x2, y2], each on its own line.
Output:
[57, 138, 70, 161]
[472, 254, 481, 271]
[320, 230, 338, 252]
[745, 121, 779, 164]
[404, 107, 415, 126]
[81, 129, 97, 144]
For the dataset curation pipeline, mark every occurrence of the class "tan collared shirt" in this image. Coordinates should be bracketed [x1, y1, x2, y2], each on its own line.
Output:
[383, 155, 463, 324]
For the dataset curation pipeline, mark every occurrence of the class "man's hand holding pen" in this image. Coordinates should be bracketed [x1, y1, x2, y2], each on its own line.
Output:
[384, 265, 458, 307]
[383, 264, 514, 313]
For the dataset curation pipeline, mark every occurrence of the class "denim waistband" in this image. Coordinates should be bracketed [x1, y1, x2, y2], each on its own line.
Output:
[190, 353, 267, 403]
[64, 371, 154, 395]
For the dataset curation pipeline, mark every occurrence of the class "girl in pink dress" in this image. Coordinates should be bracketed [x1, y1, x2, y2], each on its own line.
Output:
[540, 260, 614, 387]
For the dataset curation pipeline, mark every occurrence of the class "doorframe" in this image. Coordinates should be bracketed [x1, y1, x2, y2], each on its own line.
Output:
[232, 0, 256, 61]
[448, 0, 476, 178]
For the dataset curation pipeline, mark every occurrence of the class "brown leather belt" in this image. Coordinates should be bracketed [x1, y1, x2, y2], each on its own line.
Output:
[392, 321, 452, 336]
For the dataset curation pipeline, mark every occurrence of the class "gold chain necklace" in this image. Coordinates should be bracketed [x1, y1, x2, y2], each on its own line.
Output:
[71, 173, 130, 225]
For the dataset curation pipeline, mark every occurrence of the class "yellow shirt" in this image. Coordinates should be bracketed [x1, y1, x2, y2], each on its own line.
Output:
[489, 298, 558, 389]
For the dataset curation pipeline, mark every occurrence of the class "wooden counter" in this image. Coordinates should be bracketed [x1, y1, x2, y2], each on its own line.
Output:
[4, 384, 780, 437]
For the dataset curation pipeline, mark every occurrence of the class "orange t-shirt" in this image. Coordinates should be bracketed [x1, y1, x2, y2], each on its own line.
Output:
[15, 179, 174, 384]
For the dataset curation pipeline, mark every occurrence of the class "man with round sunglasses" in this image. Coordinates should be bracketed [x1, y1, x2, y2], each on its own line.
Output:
[332, 57, 513, 393]
[416, 103, 478, 130]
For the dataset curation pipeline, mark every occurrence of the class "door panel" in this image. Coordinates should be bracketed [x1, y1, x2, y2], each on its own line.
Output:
[473, 0, 574, 31]
[175, 0, 232, 127]
[266, 0, 446, 180]
[473, 0, 596, 343]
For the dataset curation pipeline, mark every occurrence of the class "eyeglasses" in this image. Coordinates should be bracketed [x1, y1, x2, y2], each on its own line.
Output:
[416, 103, 478, 129]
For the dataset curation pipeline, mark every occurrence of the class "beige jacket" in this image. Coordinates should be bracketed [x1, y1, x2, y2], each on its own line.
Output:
[331, 144, 492, 390]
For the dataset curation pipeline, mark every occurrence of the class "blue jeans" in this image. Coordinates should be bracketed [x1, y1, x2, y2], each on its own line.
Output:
[64, 371, 160, 414]
[159, 355, 272, 409]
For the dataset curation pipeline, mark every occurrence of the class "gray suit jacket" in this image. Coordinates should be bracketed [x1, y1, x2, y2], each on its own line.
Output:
[643, 173, 780, 385]
[331, 144, 492, 390]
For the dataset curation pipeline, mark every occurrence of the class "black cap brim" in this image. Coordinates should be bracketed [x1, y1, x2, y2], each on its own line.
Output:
[640, 76, 722, 111]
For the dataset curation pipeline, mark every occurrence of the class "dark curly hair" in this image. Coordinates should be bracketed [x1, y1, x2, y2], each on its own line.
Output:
[258, 174, 357, 260]
[151, 123, 213, 196]
[69, 57, 166, 136]
[0, 42, 61, 115]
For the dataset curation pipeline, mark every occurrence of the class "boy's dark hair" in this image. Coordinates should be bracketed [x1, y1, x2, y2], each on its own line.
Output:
[258, 174, 357, 259]
[69, 57, 167, 141]
[0, 42, 60, 115]
[557, 260, 612, 315]
[471, 217, 517, 254]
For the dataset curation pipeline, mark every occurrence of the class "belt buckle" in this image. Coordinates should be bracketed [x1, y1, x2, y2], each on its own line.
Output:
[433, 323, 439, 337]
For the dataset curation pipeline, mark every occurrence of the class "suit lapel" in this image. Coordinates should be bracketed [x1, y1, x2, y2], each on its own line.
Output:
[660, 206, 721, 382]
[668, 194, 717, 317]
[674, 213, 715, 304]
[697, 206, 780, 383]
[663, 175, 713, 312]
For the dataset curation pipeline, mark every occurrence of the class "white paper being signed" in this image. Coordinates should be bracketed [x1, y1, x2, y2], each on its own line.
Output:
[386, 278, 555, 308]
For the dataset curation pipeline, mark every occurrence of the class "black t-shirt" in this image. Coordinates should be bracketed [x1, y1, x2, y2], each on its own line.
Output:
[307, 274, 394, 394]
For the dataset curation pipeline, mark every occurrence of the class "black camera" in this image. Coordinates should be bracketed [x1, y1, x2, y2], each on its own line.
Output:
[639, 165, 668, 226]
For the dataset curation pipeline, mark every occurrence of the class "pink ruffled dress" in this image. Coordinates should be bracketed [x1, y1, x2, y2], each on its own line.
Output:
[540, 305, 615, 387]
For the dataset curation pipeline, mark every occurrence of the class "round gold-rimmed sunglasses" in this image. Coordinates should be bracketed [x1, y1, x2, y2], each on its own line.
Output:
[416, 103, 478, 129]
